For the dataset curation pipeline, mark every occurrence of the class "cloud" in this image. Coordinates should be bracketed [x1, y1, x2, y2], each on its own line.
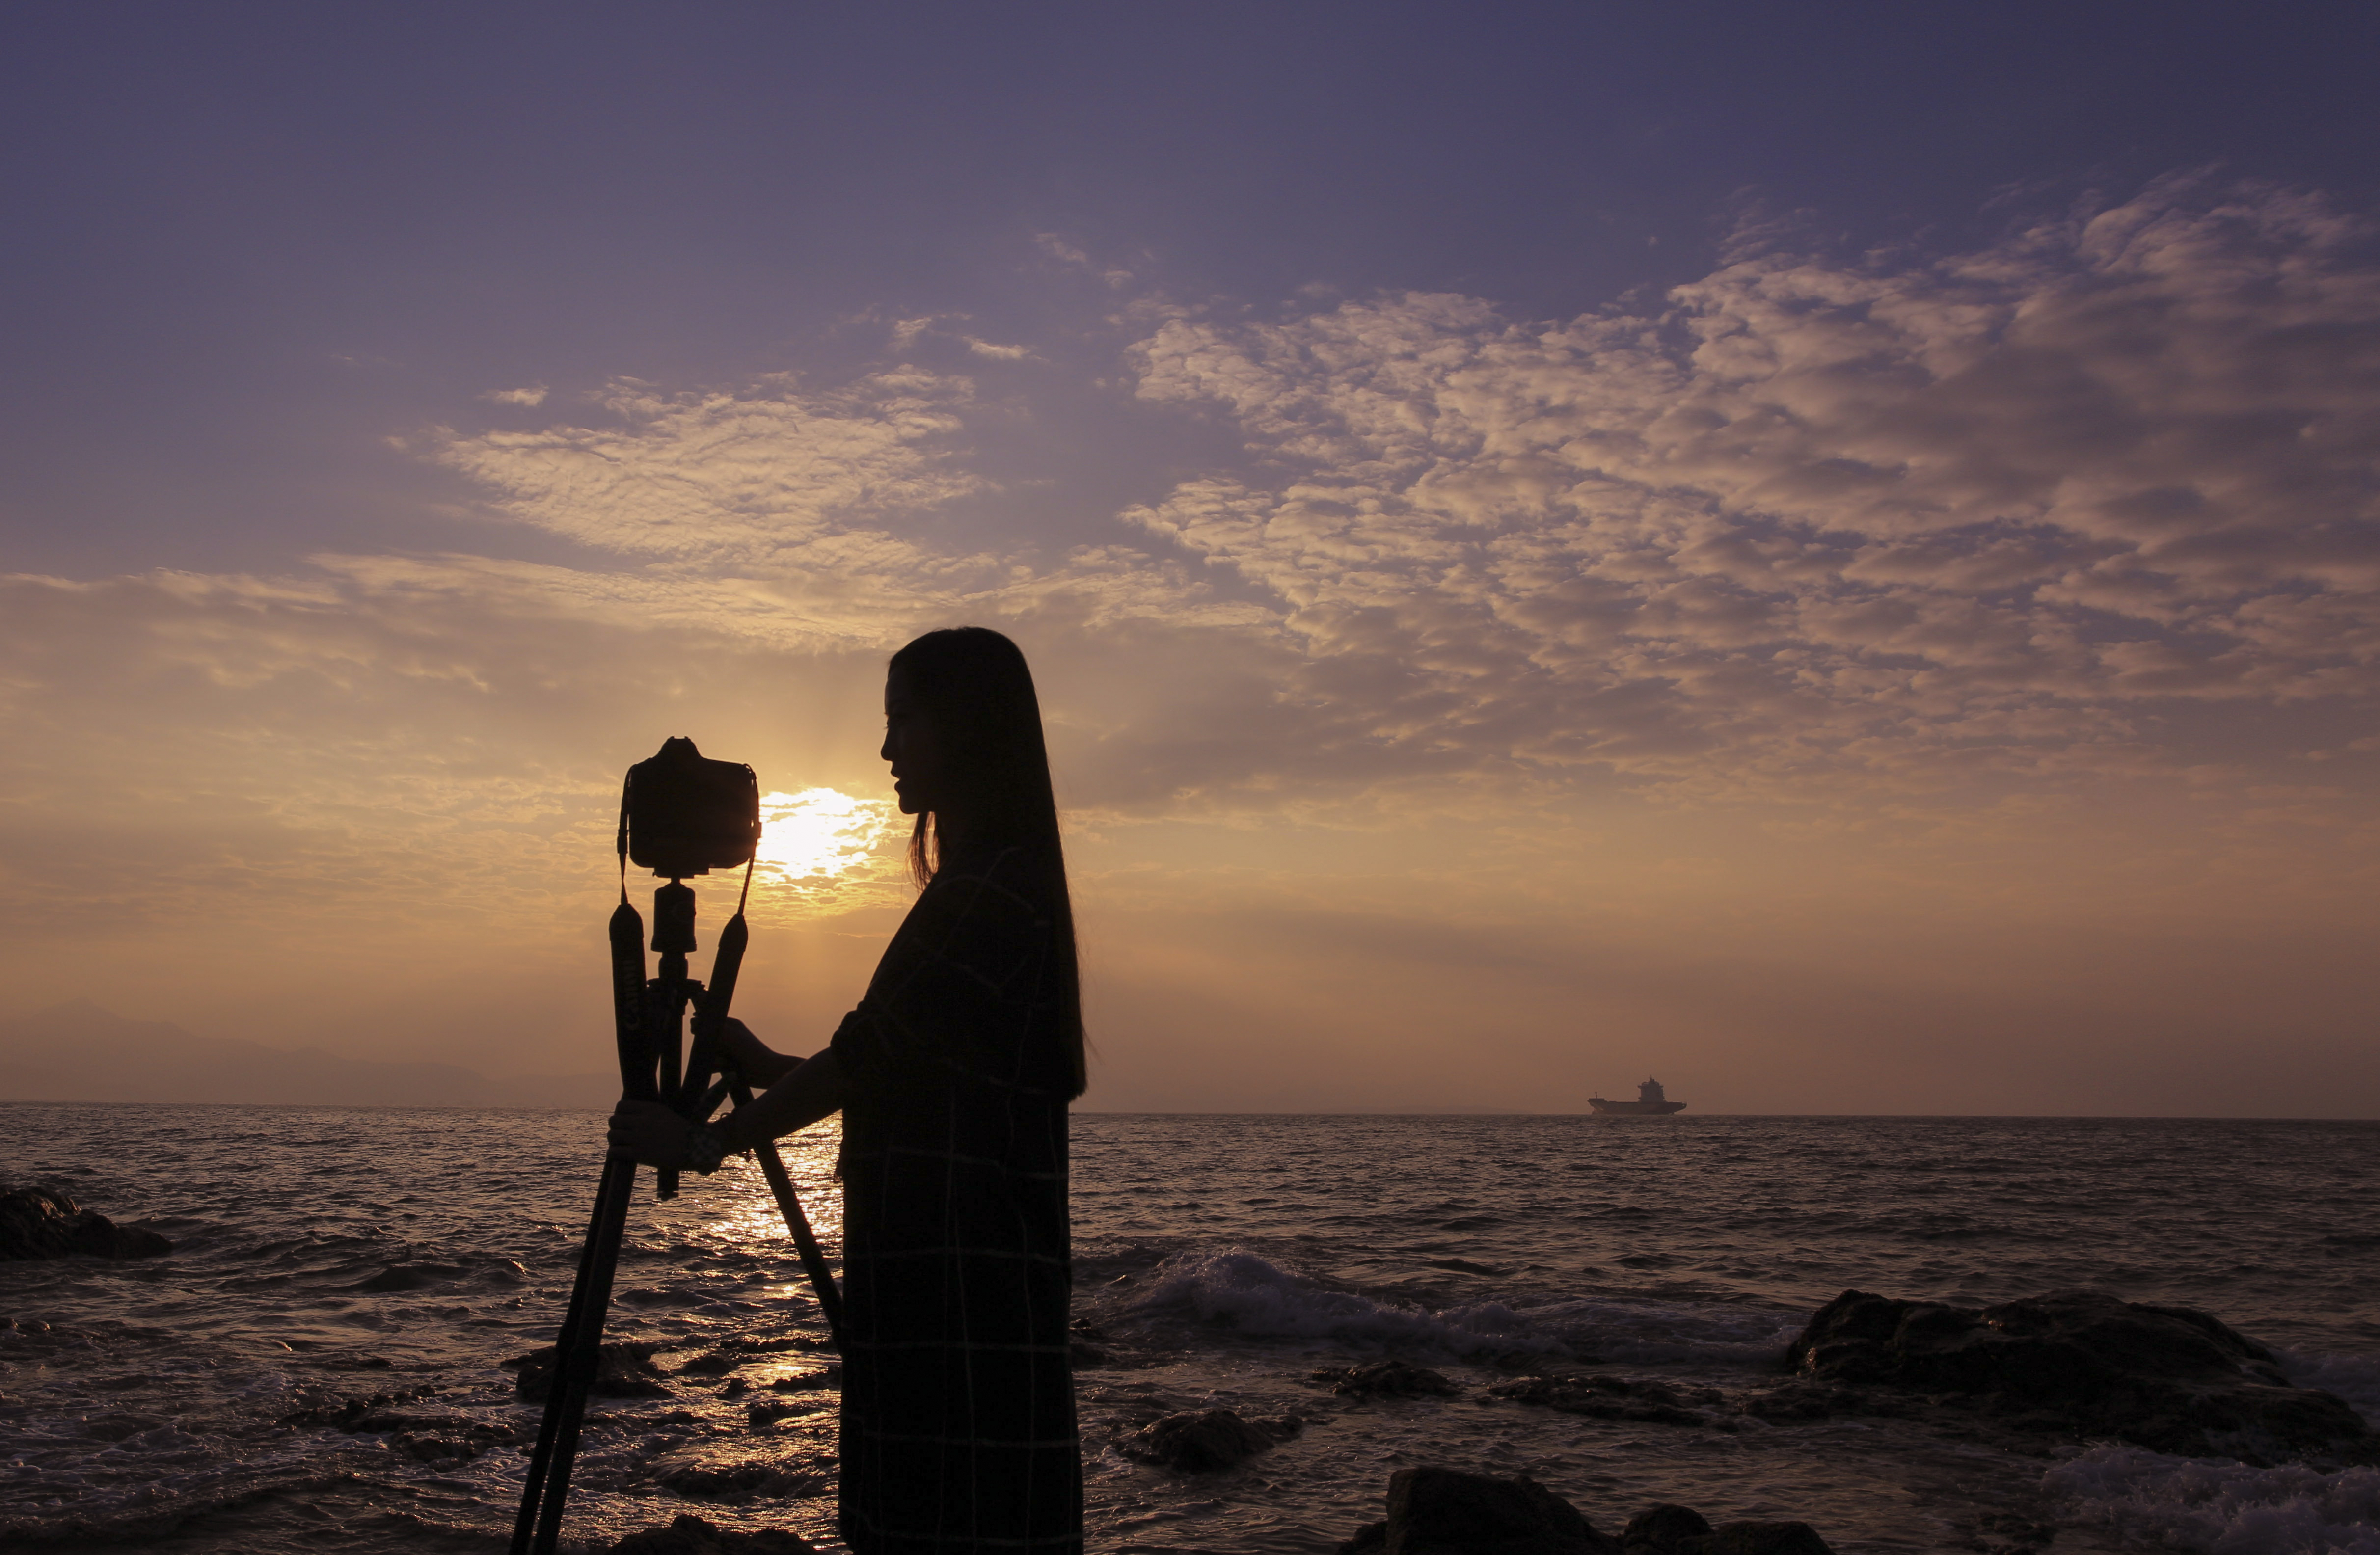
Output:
[428, 371, 989, 569]
[482, 385, 549, 407]
[1123, 178, 2380, 802]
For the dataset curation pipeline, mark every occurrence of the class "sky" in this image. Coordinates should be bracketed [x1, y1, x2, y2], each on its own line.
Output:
[3, 1, 2378, 1115]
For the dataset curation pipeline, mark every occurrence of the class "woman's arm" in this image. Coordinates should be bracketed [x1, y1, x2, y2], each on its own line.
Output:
[606, 1049, 848, 1169]
[719, 1048, 846, 1152]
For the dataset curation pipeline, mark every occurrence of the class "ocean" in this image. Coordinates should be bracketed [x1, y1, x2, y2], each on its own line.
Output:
[3, 1105, 2377, 1554]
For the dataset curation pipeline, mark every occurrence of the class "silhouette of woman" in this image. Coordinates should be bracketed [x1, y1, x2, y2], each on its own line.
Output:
[610, 626, 1086, 1555]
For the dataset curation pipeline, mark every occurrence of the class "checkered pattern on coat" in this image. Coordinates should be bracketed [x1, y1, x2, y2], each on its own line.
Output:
[829, 842, 1081, 1555]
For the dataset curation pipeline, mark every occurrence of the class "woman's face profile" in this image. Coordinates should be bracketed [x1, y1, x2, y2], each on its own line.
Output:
[881, 666, 945, 816]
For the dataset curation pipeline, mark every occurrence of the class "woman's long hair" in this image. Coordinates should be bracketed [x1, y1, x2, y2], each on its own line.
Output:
[890, 626, 1085, 1098]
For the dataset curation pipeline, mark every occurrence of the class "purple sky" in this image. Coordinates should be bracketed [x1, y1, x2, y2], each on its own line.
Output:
[4, 3, 2378, 1113]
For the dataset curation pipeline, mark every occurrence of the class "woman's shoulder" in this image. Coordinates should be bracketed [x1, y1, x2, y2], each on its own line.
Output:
[921, 842, 1058, 922]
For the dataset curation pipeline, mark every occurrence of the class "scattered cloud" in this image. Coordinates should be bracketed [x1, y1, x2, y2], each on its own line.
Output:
[428, 371, 989, 571]
[482, 384, 549, 407]
[5, 181, 2379, 1102]
[1123, 178, 2380, 803]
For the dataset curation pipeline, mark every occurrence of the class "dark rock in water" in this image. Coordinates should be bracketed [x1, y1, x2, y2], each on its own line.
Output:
[1121, 1408, 1281, 1472]
[1621, 1503, 1711, 1551]
[1340, 1479, 1833, 1555]
[676, 1350, 745, 1377]
[748, 1399, 823, 1430]
[648, 1445, 833, 1502]
[1488, 1374, 1718, 1429]
[1734, 1382, 1885, 1423]
[1069, 1339, 1111, 1369]
[1315, 1359, 1460, 1398]
[606, 1513, 817, 1555]
[0, 1187, 172, 1260]
[278, 1385, 441, 1428]
[279, 1388, 524, 1463]
[1381, 1466, 1622, 1554]
[1790, 1288, 2380, 1464]
[507, 1340, 674, 1401]
[345, 1262, 462, 1292]
[1698, 1523, 1834, 1555]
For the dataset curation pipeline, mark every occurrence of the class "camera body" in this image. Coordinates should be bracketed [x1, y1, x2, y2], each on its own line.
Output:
[623, 737, 762, 880]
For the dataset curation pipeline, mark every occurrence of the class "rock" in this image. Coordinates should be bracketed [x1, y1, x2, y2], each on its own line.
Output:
[1380, 1466, 1622, 1554]
[0, 1187, 172, 1260]
[507, 1341, 674, 1401]
[748, 1399, 824, 1430]
[1790, 1288, 2380, 1464]
[606, 1513, 817, 1555]
[278, 1386, 441, 1428]
[1121, 1408, 1279, 1472]
[1315, 1359, 1460, 1398]
[1700, 1523, 1834, 1555]
[278, 1389, 523, 1463]
[346, 1262, 470, 1292]
[1734, 1382, 1882, 1423]
[1069, 1339, 1111, 1368]
[675, 1351, 745, 1377]
[1487, 1375, 1713, 1428]
[1621, 1503, 1711, 1552]
[1340, 1520, 1389, 1555]
[649, 1446, 833, 1502]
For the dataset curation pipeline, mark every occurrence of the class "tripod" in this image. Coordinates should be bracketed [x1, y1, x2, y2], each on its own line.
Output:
[510, 860, 845, 1555]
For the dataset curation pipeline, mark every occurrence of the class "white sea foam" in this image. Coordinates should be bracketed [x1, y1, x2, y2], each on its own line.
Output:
[1134, 1248, 1541, 1352]
[2044, 1445, 2380, 1555]
[1130, 1247, 1801, 1365]
[2286, 1351, 2380, 1429]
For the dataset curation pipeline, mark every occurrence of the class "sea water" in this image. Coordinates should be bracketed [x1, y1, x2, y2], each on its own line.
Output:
[2, 1106, 2376, 1554]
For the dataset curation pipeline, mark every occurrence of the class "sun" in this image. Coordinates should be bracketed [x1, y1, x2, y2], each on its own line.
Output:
[754, 788, 895, 881]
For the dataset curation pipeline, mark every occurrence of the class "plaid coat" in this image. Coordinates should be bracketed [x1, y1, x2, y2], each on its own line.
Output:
[829, 842, 1082, 1555]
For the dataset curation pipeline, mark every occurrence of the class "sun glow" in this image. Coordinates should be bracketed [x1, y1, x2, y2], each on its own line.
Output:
[755, 788, 896, 881]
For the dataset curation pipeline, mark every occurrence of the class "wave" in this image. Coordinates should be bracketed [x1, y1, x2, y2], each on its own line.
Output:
[2044, 1444, 2380, 1555]
[1126, 1247, 1802, 1365]
[0, 1467, 360, 1544]
[2285, 1351, 2380, 1430]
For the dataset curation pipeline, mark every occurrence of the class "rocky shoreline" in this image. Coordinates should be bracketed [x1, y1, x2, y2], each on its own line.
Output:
[547, 1286, 2377, 1554]
[51, 1267, 2349, 1553]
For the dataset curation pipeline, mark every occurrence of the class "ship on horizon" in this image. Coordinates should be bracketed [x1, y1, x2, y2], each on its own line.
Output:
[1588, 1077, 1687, 1115]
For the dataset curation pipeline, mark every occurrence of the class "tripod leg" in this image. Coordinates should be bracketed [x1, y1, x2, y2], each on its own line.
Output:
[511, 1152, 637, 1554]
[512, 896, 655, 1551]
[649, 978, 684, 1202]
[509, 1159, 614, 1552]
[728, 1076, 845, 1350]
[678, 910, 749, 1113]
[521, 1152, 638, 1555]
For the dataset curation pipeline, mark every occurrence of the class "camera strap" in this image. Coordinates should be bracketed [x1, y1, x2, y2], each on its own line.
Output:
[615, 779, 632, 907]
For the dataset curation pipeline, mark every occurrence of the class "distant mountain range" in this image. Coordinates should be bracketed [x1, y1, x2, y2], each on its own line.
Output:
[0, 999, 617, 1109]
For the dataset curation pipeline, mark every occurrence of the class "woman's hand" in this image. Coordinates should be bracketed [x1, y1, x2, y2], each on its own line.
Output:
[607, 1099, 693, 1167]
[715, 1018, 803, 1087]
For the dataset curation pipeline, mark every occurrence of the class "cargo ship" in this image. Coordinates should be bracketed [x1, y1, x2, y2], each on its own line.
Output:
[1587, 1077, 1687, 1115]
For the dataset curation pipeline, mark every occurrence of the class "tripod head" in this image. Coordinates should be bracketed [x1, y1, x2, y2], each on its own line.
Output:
[611, 738, 763, 1194]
